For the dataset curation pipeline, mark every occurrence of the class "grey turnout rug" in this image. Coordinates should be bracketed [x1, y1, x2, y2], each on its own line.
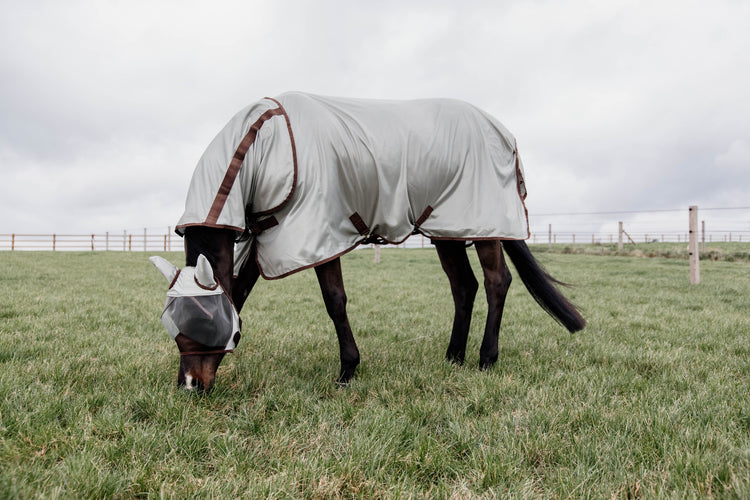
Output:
[176, 92, 530, 279]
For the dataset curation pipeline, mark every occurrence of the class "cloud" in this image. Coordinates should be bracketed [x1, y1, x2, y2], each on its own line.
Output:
[1, 0, 749, 234]
[715, 139, 750, 172]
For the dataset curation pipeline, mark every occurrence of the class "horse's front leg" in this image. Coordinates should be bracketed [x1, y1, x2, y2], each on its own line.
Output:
[315, 258, 360, 384]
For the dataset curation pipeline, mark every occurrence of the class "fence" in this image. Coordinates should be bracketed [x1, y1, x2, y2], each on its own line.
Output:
[0, 230, 180, 252]
[2, 207, 748, 251]
[527, 228, 748, 245]
[526, 206, 750, 247]
[2, 228, 747, 252]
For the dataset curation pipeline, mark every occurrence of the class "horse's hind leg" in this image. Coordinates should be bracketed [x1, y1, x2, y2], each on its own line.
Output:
[315, 258, 360, 384]
[475, 240, 512, 370]
[435, 240, 479, 365]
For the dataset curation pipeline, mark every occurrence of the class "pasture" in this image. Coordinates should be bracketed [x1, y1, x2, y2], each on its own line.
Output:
[1, 247, 749, 498]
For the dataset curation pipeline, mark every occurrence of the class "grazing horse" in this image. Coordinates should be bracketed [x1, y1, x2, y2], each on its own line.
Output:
[150, 92, 585, 390]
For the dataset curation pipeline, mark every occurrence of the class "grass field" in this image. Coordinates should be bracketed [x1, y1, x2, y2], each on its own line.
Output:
[1, 247, 749, 498]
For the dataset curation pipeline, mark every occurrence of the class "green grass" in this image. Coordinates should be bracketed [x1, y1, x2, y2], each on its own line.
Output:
[1, 249, 749, 498]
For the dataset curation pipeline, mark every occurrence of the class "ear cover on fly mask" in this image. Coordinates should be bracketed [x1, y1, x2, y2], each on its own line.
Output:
[150, 256, 179, 283]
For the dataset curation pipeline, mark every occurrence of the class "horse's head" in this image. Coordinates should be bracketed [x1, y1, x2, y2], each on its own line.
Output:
[150, 254, 241, 391]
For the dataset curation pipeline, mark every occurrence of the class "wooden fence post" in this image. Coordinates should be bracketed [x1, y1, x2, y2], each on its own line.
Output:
[91, 234, 95, 251]
[618, 222, 623, 250]
[11, 234, 14, 251]
[689, 205, 700, 285]
[374, 245, 381, 263]
[548, 224, 552, 250]
[129, 234, 132, 252]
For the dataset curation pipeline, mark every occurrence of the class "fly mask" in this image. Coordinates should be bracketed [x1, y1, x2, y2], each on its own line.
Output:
[150, 254, 240, 354]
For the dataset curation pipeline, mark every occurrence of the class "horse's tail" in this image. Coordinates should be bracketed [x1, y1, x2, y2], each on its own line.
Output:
[502, 240, 586, 333]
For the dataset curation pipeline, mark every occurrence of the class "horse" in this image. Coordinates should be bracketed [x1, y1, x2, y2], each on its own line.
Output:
[150, 92, 586, 390]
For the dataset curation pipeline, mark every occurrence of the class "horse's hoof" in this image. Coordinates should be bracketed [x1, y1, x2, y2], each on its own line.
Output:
[336, 376, 354, 388]
[445, 350, 465, 365]
[478, 356, 497, 371]
[336, 366, 357, 386]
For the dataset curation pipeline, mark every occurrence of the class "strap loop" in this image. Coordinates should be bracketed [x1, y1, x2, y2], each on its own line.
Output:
[349, 212, 369, 235]
[248, 216, 279, 235]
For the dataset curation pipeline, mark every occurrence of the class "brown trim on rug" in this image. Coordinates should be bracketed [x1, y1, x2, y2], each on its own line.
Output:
[257, 234, 530, 281]
[427, 235, 527, 242]
[349, 212, 369, 235]
[249, 98, 299, 217]
[175, 222, 245, 236]
[205, 106, 287, 225]
[514, 142, 531, 238]
[257, 241, 364, 280]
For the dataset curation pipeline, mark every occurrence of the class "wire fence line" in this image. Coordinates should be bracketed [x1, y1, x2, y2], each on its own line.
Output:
[2, 230, 746, 252]
[2, 206, 749, 251]
[527, 205, 750, 247]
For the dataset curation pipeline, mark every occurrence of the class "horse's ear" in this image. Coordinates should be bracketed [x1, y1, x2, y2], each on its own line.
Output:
[149, 256, 179, 283]
[195, 254, 217, 288]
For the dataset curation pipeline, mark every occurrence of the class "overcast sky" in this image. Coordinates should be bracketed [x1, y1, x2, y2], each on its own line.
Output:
[1, 0, 749, 236]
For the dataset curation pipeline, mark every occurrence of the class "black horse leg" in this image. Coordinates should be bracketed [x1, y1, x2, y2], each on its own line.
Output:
[475, 240, 512, 370]
[232, 244, 260, 313]
[315, 258, 360, 384]
[434, 240, 479, 365]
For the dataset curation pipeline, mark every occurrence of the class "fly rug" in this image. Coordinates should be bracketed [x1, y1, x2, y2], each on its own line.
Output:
[176, 92, 530, 278]
[152, 92, 585, 390]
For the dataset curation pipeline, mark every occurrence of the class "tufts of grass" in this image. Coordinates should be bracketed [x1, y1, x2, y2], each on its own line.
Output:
[0, 249, 749, 497]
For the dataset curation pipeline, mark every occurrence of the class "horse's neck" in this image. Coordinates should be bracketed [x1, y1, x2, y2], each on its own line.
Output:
[184, 226, 236, 295]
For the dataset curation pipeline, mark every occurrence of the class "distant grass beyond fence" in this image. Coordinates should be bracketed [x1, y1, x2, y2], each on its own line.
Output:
[530, 241, 750, 262]
[1, 250, 749, 497]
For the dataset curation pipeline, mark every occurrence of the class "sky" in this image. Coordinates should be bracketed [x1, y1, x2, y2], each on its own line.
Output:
[1, 0, 749, 238]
